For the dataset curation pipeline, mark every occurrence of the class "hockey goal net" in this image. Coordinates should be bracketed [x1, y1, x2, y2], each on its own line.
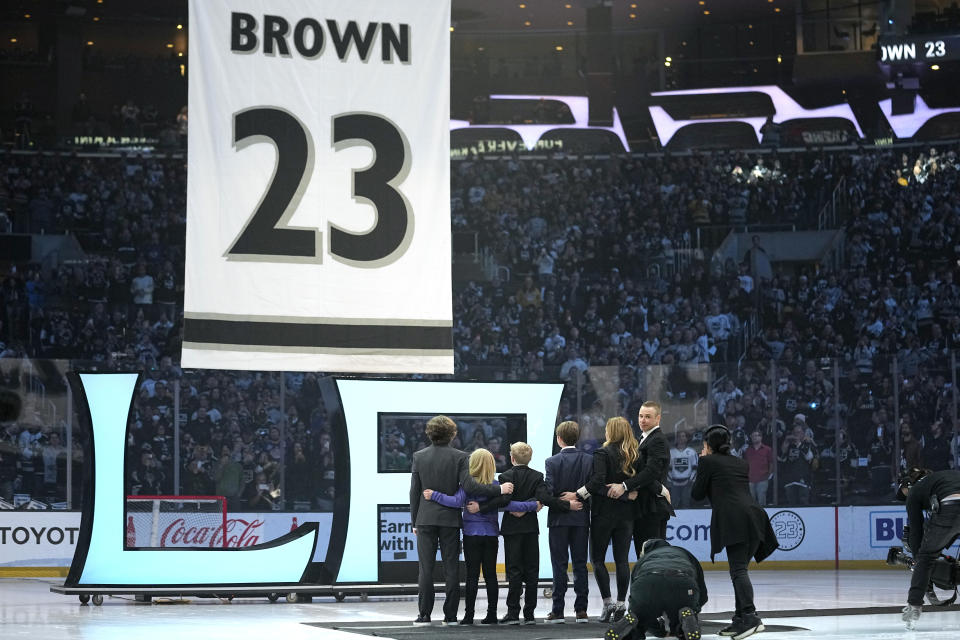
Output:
[125, 495, 228, 549]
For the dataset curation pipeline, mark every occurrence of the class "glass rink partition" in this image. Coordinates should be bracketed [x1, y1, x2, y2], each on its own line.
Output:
[0, 355, 956, 592]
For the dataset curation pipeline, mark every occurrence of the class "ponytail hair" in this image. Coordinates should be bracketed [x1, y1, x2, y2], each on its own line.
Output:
[704, 424, 732, 455]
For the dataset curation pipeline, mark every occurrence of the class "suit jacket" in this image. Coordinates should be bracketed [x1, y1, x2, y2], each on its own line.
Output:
[542, 447, 593, 527]
[410, 443, 500, 527]
[625, 427, 674, 519]
[690, 453, 778, 562]
[482, 464, 545, 535]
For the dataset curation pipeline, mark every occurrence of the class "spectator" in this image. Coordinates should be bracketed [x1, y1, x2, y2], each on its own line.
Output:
[744, 430, 774, 506]
[666, 430, 698, 508]
[925, 420, 951, 471]
[779, 423, 817, 505]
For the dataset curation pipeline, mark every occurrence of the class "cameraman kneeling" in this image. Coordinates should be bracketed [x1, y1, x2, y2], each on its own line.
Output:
[606, 539, 706, 640]
[899, 467, 960, 629]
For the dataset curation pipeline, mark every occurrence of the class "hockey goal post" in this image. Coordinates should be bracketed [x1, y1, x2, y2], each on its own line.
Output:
[125, 495, 228, 549]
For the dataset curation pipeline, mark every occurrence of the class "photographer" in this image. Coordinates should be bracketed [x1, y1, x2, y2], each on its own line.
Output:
[899, 467, 960, 629]
[605, 538, 705, 640]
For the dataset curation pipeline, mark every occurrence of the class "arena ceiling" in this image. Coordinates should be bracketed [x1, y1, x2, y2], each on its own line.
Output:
[4, 0, 800, 32]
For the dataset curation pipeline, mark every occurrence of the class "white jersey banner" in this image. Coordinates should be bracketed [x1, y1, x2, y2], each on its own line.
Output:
[183, 0, 452, 373]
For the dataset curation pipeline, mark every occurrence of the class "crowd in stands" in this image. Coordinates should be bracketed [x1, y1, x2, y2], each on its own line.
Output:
[6, 88, 185, 150]
[380, 415, 520, 475]
[1, 141, 960, 510]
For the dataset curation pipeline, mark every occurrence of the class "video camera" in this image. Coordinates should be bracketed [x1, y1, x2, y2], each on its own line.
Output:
[887, 525, 960, 606]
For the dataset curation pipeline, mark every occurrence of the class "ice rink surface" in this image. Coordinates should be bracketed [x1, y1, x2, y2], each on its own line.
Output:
[3, 570, 959, 640]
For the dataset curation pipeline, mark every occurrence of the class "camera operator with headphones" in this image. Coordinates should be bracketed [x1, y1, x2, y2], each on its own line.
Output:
[898, 467, 960, 629]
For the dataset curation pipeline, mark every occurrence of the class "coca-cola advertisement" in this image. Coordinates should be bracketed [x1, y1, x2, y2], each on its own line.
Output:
[0, 512, 333, 569]
[153, 516, 266, 548]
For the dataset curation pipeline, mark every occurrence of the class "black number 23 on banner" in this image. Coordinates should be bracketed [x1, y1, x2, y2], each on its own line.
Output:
[227, 107, 412, 265]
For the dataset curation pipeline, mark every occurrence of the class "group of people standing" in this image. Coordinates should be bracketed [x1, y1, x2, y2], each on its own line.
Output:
[408, 404, 779, 640]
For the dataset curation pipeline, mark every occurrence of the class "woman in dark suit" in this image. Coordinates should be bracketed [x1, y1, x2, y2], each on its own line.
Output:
[576, 416, 638, 623]
[691, 425, 778, 640]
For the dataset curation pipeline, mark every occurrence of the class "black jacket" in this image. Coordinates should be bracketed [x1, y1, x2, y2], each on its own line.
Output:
[906, 470, 960, 553]
[625, 427, 674, 519]
[630, 539, 708, 610]
[542, 447, 592, 527]
[690, 453, 778, 562]
[585, 444, 636, 521]
[482, 464, 545, 535]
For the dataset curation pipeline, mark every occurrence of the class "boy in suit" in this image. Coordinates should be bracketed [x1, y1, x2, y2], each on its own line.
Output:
[481, 441, 545, 625]
[541, 421, 591, 623]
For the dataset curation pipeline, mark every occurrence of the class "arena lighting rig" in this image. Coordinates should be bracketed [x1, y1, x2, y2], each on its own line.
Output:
[450, 94, 631, 152]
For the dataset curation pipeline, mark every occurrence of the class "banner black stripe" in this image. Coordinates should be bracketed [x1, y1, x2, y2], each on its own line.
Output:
[183, 318, 453, 350]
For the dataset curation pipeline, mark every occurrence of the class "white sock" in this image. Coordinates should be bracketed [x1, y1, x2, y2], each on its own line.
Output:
[602, 597, 612, 606]
[616, 601, 625, 608]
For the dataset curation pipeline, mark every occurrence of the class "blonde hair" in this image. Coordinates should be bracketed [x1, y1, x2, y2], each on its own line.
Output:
[640, 400, 662, 417]
[469, 449, 496, 485]
[604, 417, 638, 477]
[509, 441, 533, 465]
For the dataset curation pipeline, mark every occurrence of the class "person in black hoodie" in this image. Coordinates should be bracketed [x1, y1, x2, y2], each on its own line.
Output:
[898, 467, 960, 629]
[605, 538, 707, 640]
[691, 425, 778, 640]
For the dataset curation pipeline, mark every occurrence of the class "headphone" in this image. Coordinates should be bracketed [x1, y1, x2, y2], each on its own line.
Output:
[704, 424, 731, 439]
[896, 467, 931, 502]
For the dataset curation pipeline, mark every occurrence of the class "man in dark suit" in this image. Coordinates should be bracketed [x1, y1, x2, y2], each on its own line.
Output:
[410, 415, 514, 626]
[480, 441, 545, 624]
[608, 401, 674, 556]
[539, 421, 590, 623]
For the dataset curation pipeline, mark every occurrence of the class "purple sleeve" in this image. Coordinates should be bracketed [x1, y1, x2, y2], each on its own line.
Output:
[504, 500, 539, 512]
[429, 486, 467, 508]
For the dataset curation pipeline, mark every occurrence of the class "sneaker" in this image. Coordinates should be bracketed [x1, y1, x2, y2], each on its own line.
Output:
[605, 608, 638, 640]
[459, 615, 474, 625]
[575, 610, 589, 623]
[441, 617, 459, 626]
[612, 603, 627, 622]
[599, 602, 617, 623]
[480, 614, 498, 625]
[678, 607, 701, 640]
[499, 614, 521, 625]
[902, 604, 922, 630]
[523, 616, 536, 625]
[413, 615, 431, 626]
[718, 616, 742, 636]
[545, 611, 565, 624]
[730, 615, 764, 640]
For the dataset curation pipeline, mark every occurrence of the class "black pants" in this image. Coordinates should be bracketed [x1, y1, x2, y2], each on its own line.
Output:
[909, 502, 960, 606]
[503, 532, 539, 617]
[416, 525, 461, 620]
[591, 515, 633, 601]
[632, 513, 669, 557]
[726, 541, 759, 618]
[628, 571, 700, 633]
[463, 534, 499, 617]
[548, 525, 589, 614]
